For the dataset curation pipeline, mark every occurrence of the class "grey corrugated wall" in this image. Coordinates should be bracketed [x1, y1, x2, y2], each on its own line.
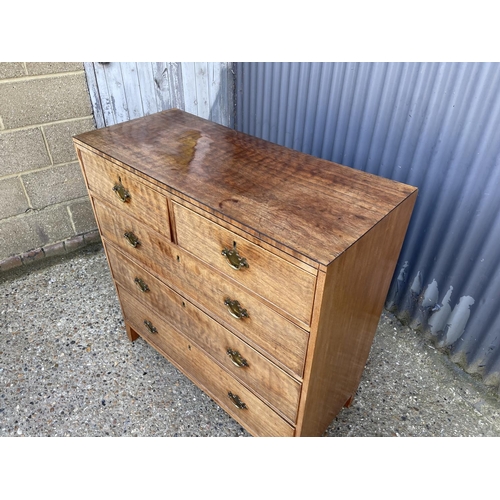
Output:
[235, 62, 500, 393]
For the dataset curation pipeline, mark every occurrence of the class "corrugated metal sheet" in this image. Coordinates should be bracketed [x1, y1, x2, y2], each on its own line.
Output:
[235, 62, 500, 392]
[84, 62, 234, 128]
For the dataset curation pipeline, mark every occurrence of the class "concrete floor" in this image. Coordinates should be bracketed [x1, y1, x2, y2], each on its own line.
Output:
[1, 243, 499, 437]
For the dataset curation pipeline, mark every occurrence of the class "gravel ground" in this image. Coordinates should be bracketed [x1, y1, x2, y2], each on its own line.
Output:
[1, 243, 499, 437]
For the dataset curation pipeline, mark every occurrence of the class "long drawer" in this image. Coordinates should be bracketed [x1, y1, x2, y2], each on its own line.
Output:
[174, 202, 317, 326]
[79, 148, 171, 239]
[93, 197, 309, 378]
[119, 288, 295, 437]
[108, 244, 301, 422]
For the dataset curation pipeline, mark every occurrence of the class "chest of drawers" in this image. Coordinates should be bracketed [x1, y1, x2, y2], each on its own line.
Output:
[73, 108, 417, 437]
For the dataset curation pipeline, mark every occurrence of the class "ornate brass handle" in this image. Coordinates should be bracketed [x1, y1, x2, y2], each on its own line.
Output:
[228, 391, 247, 410]
[124, 231, 140, 248]
[113, 179, 131, 202]
[134, 277, 149, 293]
[227, 349, 249, 368]
[221, 242, 248, 270]
[224, 298, 248, 319]
[144, 320, 157, 334]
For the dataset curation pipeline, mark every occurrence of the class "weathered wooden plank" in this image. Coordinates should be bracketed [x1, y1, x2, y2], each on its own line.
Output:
[207, 62, 221, 125]
[194, 62, 210, 118]
[152, 62, 171, 111]
[92, 62, 115, 126]
[120, 62, 143, 120]
[181, 62, 198, 115]
[136, 63, 160, 116]
[222, 62, 234, 128]
[167, 62, 184, 110]
[103, 63, 130, 124]
[85, 62, 232, 129]
[83, 63, 105, 128]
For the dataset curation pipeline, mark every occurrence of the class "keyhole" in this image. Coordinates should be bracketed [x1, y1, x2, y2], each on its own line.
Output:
[176, 255, 180, 262]
[188, 345, 191, 350]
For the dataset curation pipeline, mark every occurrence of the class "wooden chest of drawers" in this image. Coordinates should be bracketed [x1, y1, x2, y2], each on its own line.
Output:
[73, 108, 417, 437]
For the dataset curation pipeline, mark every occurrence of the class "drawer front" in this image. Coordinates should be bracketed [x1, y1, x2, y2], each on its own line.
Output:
[119, 289, 295, 437]
[93, 198, 308, 378]
[108, 246, 301, 422]
[174, 202, 316, 326]
[79, 148, 171, 238]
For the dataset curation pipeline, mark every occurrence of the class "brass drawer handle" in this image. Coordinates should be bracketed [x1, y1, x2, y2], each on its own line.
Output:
[228, 391, 247, 410]
[227, 349, 249, 368]
[112, 179, 131, 203]
[134, 277, 149, 293]
[144, 320, 157, 334]
[124, 231, 140, 248]
[224, 298, 248, 319]
[221, 242, 248, 270]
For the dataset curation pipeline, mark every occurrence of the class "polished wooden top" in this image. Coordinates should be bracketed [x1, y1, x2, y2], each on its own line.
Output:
[74, 108, 417, 267]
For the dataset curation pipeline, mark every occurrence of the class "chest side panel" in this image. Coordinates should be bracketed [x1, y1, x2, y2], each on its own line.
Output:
[295, 191, 418, 436]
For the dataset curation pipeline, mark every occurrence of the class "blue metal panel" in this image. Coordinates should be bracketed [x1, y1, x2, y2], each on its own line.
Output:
[235, 62, 500, 392]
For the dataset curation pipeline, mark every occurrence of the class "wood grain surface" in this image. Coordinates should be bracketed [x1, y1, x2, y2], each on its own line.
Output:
[108, 245, 301, 422]
[74, 109, 418, 437]
[295, 191, 417, 436]
[120, 289, 295, 437]
[74, 108, 416, 267]
[174, 201, 316, 325]
[78, 147, 171, 239]
[92, 197, 309, 378]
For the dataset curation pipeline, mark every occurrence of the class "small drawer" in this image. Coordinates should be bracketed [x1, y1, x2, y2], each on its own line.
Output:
[119, 289, 295, 437]
[93, 198, 308, 378]
[78, 148, 171, 238]
[109, 247, 301, 422]
[173, 202, 316, 326]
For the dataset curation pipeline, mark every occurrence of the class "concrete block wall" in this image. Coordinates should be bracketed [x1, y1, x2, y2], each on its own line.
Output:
[0, 62, 99, 271]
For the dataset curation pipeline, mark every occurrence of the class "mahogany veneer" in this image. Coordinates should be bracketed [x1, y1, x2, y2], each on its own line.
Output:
[74, 108, 417, 437]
